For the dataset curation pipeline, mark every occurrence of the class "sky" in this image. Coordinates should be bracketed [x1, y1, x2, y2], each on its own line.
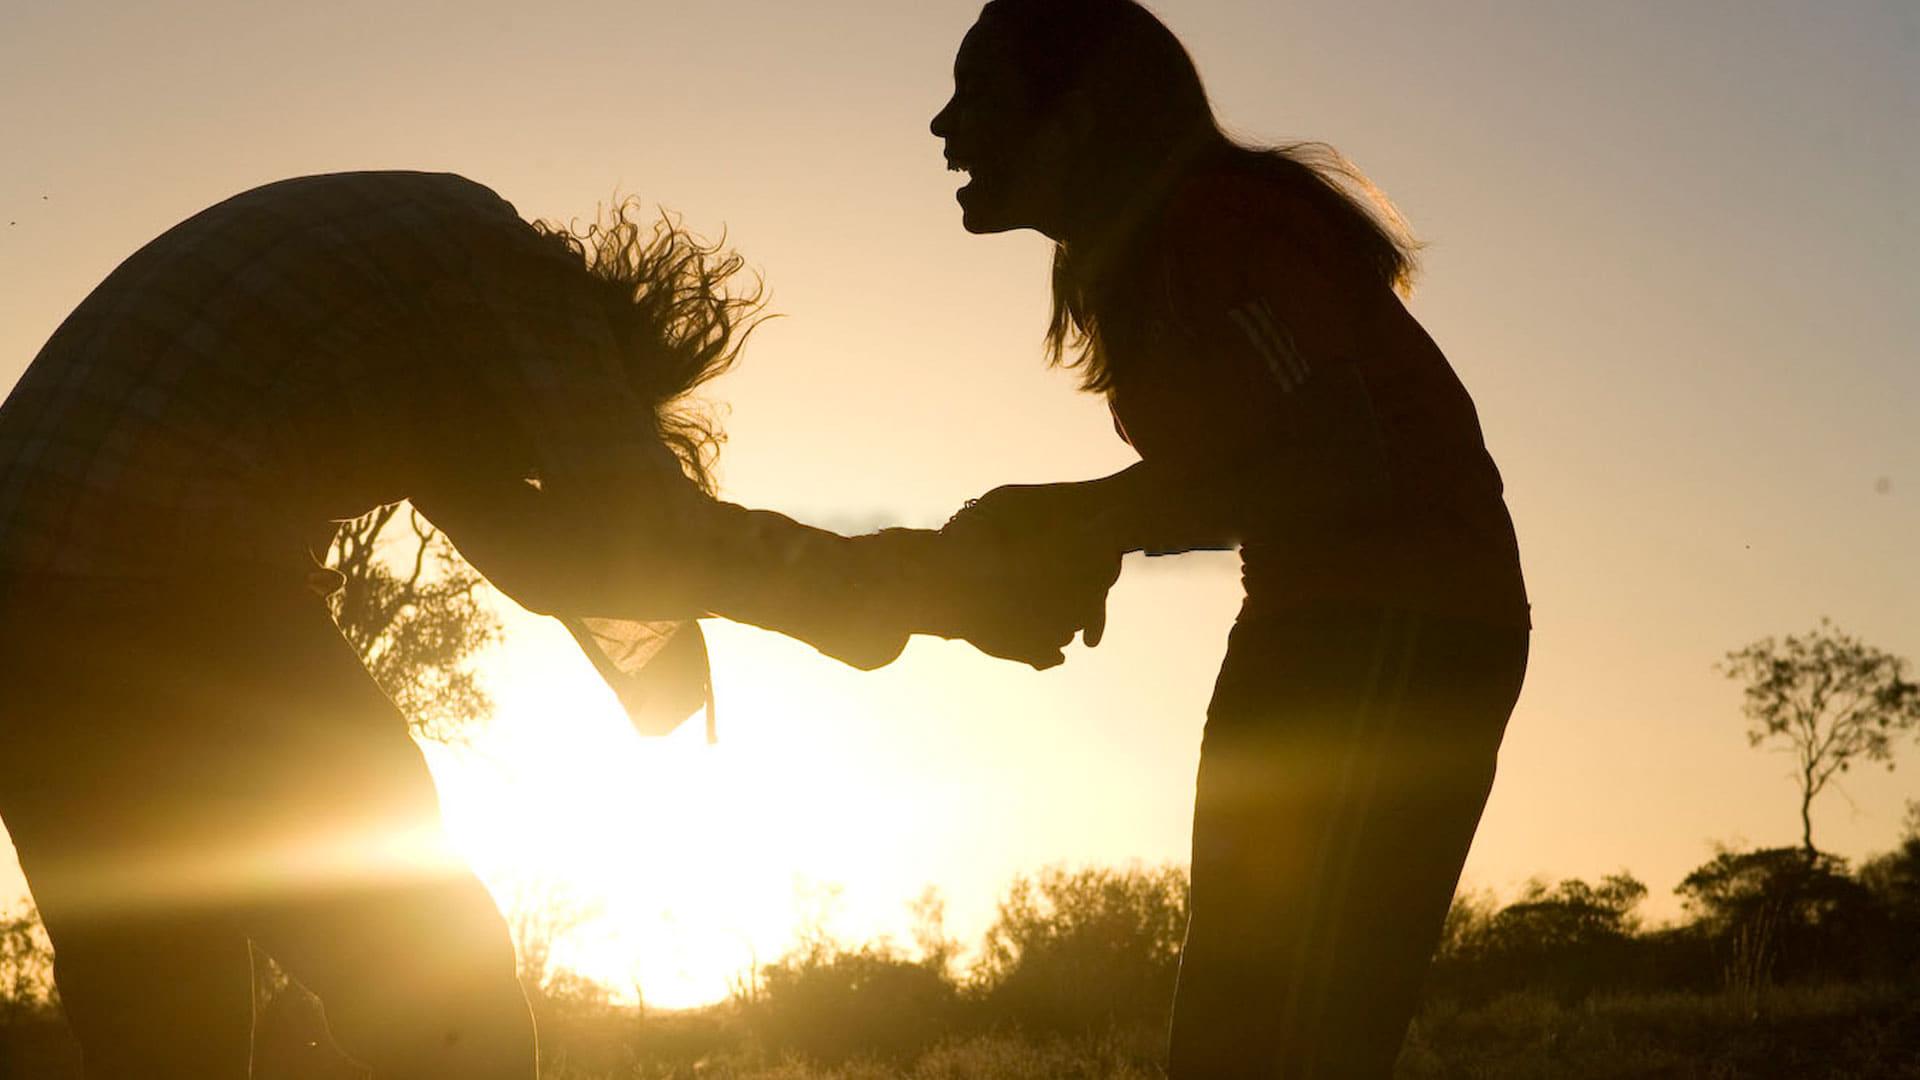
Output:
[2, 0, 1916, 1008]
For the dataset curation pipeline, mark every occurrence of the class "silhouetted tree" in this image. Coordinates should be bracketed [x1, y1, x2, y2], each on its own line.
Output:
[1483, 873, 1647, 951]
[1677, 847, 1881, 985]
[1432, 875, 1650, 1000]
[325, 504, 500, 742]
[1720, 620, 1920, 857]
[974, 864, 1188, 1036]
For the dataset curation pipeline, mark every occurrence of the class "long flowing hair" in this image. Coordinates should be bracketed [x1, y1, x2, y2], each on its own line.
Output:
[974, 0, 1420, 391]
[533, 200, 768, 492]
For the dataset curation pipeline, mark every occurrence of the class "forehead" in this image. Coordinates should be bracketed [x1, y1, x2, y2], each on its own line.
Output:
[953, 18, 1014, 81]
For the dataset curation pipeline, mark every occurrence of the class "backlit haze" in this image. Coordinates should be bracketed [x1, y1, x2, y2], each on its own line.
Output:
[2, 1, 1915, 1008]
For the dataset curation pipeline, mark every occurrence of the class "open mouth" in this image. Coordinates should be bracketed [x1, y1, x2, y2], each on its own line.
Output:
[944, 147, 979, 189]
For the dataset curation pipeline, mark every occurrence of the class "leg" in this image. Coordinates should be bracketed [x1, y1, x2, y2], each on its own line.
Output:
[254, 876, 532, 1080]
[1295, 660, 1516, 1077]
[216, 601, 537, 1080]
[1169, 613, 1383, 1079]
[31, 890, 256, 1079]
[0, 581, 536, 1080]
[1167, 610, 1526, 1079]
[0, 609, 258, 1078]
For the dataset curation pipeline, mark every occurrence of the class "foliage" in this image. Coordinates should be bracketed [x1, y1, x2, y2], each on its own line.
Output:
[1852, 808, 1920, 977]
[1680, 849, 1863, 930]
[505, 878, 610, 1012]
[1400, 982, 1920, 1080]
[1431, 874, 1653, 1001]
[1720, 620, 1920, 855]
[1482, 873, 1648, 950]
[11, 844, 1920, 1078]
[908, 885, 961, 981]
[0, 903, 56, 1021]
[739, 865, 1188, 1062]
[325, 503, 501, 742]
[1433, 888, 1498, 963]
[1857, 807, 1920, 916]
[974, 864, 1188, 1037]
[1677, 847, 1887, 986]
[746, 939, 962, 1063]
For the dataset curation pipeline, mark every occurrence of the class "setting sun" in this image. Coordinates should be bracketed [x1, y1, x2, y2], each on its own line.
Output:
[2, 1, 1915, 1076]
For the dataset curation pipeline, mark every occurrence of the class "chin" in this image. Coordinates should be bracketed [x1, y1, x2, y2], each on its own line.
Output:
[960, 208, 1018, 235]
[956, 186, 1023, 235]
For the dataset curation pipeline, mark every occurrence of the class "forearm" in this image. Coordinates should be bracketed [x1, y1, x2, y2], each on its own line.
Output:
[1087, 443, 1393, 556]
[418, 474, 907, 667]
[412, 476, 614, 617]
[1085, 462, 1238, 555]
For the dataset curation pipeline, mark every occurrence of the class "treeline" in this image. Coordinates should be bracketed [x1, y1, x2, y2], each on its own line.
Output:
[2, 832, 1917, 1075]
[729, 834, 1920, 1065]
[739, 864, 1189, 1062]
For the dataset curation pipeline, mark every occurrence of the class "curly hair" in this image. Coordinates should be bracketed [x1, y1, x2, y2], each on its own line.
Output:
[532, 200, 769, 493]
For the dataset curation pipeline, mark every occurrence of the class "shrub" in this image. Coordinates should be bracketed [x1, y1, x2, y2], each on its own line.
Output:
[974, 864, 1188, 1037]
[746, 941, 962, 1063]
[1429, 874, 1652, 1002]
[0, 903, 56, 1022]
[1677, 847, 1888, 986]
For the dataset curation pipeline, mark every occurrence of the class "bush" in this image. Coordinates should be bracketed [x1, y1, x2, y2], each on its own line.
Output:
[1429, 874, 1654, 1002]
[1677, 847, 1889, 986]
[1856, 827, 1920, 977]
[746, 941, 962, 1063]
[974, 864, 1188, 1037]
[0, 903, 56, 1022]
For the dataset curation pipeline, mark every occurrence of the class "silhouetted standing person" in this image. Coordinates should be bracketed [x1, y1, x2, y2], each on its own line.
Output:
[0, 172, 1108, 1078]
[931, 2, 1530, 1074]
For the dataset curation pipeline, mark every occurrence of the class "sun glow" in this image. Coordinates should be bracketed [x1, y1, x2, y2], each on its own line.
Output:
[421, 608, 933, 1009]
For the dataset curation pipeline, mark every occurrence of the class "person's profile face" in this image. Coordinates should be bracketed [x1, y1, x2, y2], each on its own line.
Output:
[930, 21, 1072, 237]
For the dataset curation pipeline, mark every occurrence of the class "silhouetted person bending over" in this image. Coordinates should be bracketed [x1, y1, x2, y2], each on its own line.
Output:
[932, 2, 1530, 1075]
[0, 172, 1114, 1079]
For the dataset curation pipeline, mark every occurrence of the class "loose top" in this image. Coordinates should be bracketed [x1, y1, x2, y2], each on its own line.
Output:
[0, 172, 865, 732]
[1100, 167, 1530, 628]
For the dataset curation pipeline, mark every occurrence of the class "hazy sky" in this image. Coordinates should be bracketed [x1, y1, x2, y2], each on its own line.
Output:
[2, 0, 1916, 1006]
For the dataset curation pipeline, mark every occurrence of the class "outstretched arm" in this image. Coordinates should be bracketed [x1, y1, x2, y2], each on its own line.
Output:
[413, 465, 923, 671]
[408, 236, 1102, 676]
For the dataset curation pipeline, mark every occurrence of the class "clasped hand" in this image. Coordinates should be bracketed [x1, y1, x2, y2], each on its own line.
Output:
[926, 483, 1122, 670]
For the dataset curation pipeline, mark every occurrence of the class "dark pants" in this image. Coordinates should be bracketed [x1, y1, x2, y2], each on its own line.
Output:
[1167, 607, 1528, 1078]
[0, 578, 534, 1079]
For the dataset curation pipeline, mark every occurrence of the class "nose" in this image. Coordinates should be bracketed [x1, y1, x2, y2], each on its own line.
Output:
[930, 97, 956, 139]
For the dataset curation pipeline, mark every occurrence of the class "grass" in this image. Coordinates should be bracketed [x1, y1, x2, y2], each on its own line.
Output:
[4, 982, 1918, 1078]
[1396, 982, 1920, 1080]
[524, 981, 1920, 1079]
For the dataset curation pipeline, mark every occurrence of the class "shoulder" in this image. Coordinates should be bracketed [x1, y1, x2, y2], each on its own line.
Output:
[1140, 169, 1317, 319]
[1150, 165, 1383, 320]
[1159, 168, 1329, 253]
